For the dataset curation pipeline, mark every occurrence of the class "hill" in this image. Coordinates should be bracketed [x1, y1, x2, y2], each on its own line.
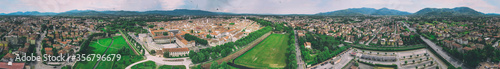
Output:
[316, 7, 411, 16]
[1, 11, 57, 15]
[414, 7, 484, 16]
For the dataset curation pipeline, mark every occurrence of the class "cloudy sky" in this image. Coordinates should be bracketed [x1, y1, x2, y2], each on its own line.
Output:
[1, 0, 500, 14]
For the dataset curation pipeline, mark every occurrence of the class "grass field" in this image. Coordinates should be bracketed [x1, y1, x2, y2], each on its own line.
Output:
[131, 61, 157, 69]
[234, 34, 290, 68]
[158, 65, 187, 69]
[74, 36, 141, 69]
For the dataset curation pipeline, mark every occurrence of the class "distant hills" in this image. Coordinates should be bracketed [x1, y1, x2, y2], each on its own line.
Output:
[1, 11, 58, 15]
[55, 9, 220, 16]
[0, 7, 498, 16]
[316, 8, 412, 16]
[413, 7, 484, 16]
[0, 9, 221, 16]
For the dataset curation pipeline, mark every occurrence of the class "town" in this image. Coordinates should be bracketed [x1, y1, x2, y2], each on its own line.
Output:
[0, 1, 500, 69]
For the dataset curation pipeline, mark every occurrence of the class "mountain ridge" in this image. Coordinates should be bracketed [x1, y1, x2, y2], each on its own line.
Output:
[0, 7, 497, 16]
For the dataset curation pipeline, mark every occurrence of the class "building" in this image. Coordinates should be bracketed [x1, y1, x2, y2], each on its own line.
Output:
[2, 53, 16, 62]
[0, 41, 8, 51]
[44, 47, 53, 55]
[359, 54, 397, 62]
[304, 42, 312, 49]
[5, 35, 18, 45]
[162, 48, 190, 57]
[153, 36, 175, 44]
[0, 62, 25, 69]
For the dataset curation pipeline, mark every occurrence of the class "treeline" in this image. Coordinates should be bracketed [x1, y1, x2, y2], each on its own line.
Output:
[77, 33, 106, 54]
[443, 46, 500, 68]
[247, 17, 273, 26]
[297, 33, 349, 65]
[400, 34, 423, 45]
[285, 32, 298, 69]
[106, 20, 148, 34]
[188, 26, 272, 64]
[184, 34, 208, 45]
[209, 61, 231, 69]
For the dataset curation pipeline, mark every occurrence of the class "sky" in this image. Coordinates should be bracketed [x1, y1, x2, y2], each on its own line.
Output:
[1, 0, 500, 14]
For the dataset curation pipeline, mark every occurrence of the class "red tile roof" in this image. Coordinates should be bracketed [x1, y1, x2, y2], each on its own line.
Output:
[0, 62, 25, 69]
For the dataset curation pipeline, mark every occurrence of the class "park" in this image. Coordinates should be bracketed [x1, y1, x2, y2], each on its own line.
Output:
[234, 34, 290, 68]
[73, 36, 143, 69]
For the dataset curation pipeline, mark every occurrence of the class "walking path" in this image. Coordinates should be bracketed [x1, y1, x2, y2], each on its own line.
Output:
[93, 39, 114, 69]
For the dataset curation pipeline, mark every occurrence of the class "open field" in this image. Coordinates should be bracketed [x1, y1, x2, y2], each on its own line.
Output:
[74, 36, 141, 69]
[158, 65, 187, 69]
[131, 61, 157, 69]
[234, 34, 290, 68]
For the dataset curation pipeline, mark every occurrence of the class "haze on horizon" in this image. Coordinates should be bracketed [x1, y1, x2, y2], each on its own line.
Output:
[1, 0, 500, 14]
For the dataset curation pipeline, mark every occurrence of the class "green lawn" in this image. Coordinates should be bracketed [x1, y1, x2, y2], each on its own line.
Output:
[234, 34, 290, 68]
[132, 61, 157, 69]
[74, 36, 141, 69]
[158, 65, 187, 69]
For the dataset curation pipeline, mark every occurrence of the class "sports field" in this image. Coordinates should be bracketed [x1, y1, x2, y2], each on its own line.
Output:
[234, 34, 290, 68]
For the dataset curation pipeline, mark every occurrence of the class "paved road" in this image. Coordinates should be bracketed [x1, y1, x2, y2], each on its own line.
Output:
[308, 48, 352, 69]
[33, 31, 58, 69]
[402, 21, 467, 69]
[332, 49, 354, 69]
[124, 48, 192, 69]
[294, 30, 306, 69]
[365, 27, 383, 45]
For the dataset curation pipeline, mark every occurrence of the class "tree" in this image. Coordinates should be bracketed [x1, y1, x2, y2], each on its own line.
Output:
[150, 50, 156, 55]
[163, 32, 168, 36]
[405, 61, 408, 64]
[206, 34, 212, 38]
[148, 25, 155, 28]
[354, 62, 359, 66]
[163, 51, 170, 58]
[210, 62, 218, 69]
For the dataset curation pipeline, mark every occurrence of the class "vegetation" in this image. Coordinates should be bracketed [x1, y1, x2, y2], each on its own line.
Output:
[297, 33, 349, 65]
[188, 27, 272, 64]
[285, 32, 298, 69]
[184, 34, 208, 45]
[208, 61, 231, 69]
[352, 44, 426, 51]
[159, 65, 187, 69]
[74, 36, 144, 69]
[234, 34, 290, 68]
[131, 61, 156, 69]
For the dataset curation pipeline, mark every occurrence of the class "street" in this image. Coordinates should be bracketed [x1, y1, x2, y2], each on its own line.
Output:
[294, 30, 306, 69]
[402, 21, 467, 69]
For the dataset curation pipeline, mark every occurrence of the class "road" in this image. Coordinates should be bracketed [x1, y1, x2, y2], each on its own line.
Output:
[294, 30, 305, 69]
[402, 21, 467, 69]
[34, 31, 61, 69]
[311, 49, 354, 69]
[124, 47, 192, 69]
[365, 27, 383, 45]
